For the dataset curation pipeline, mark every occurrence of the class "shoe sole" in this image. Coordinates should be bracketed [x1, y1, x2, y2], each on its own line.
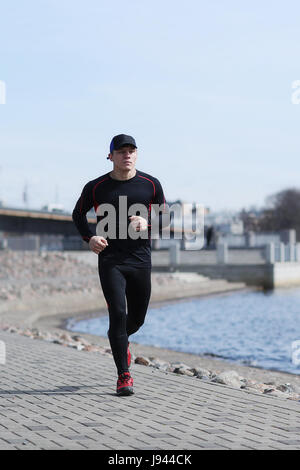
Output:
[117, 387, 134, 396]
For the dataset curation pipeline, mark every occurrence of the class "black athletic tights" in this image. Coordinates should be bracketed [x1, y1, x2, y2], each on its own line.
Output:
[98, 262, 151, 376]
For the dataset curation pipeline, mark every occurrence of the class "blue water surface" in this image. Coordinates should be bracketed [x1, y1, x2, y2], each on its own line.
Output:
[67, 287, 300, 374]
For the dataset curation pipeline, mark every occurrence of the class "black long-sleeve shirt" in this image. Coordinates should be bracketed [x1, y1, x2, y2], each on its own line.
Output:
[72, 169, 170, 268]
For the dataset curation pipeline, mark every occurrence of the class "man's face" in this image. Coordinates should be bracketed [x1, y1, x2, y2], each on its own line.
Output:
[108, 145, 137, 171]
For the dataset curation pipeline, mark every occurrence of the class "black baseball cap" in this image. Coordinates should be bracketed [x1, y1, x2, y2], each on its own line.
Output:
[107, 134, 137, 159]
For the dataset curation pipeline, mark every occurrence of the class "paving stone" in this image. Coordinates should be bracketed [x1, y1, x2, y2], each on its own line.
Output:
[25, 425, 53, 431]
[1, 330, 300, 450]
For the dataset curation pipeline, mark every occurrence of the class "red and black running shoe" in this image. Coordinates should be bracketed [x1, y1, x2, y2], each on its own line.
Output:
[127, 342, 131, 368]
[116, 372, 134, 396]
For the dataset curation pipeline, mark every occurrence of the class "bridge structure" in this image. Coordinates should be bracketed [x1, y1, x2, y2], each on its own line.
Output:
[0, 206, 194, 246]
[0, 206, 94, 236]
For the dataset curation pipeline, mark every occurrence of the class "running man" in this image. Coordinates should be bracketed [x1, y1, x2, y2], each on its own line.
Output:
[72, 134, 170, 396]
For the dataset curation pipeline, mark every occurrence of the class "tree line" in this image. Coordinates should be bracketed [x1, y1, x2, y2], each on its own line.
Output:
[239, 188, 300, 241]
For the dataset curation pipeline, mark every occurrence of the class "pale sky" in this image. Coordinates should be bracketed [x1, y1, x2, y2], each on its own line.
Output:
[1, 0, 300, 213]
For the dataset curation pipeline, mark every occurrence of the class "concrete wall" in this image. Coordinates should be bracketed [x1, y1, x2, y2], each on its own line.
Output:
[152, 263, 274, 289]
[4, 236, 40, 251]
[273, 262, 300, 287]
[151, 248, 266, 266]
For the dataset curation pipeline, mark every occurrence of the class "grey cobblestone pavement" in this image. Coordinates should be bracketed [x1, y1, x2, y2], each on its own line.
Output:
[0, 330, 300, 450]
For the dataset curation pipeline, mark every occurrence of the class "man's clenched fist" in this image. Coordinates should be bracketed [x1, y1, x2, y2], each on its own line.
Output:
[89, 236, 108, 254]
[129, 215, 148, 232]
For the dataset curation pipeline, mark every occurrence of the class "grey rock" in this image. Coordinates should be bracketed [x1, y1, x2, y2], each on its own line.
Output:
[53, 339, 65, 345]
[68, 342, 85, 351]
[239, 378, 248, 389]
[60, 333, 74, 343]
[173, 367, 194, 376]
[263, 389, 287, 398]
[171, 362, 191, 370]
[196, 375, 210, 381]
[276, 383, 295, 394]
[190, 367, 212, 378]
[150, 358, 171, 371]
[72, 335, 91, 346]
[211, 370, 244, 389]
[263, 388, 275, 394]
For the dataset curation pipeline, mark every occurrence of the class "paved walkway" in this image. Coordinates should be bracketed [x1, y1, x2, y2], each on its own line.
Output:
[0, 330, 300, 450]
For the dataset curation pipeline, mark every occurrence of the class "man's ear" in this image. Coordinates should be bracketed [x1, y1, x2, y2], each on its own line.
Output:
[107, 153, 113, 160]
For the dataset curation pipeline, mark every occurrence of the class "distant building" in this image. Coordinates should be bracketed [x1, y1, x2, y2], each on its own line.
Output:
[41, 203, 65, 214]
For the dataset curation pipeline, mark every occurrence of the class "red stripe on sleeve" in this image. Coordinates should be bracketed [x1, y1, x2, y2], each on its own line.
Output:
[138, 175, 156, 199]
[92, 177, 109, 211]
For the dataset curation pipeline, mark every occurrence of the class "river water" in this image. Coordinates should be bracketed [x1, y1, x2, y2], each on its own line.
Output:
[67, 287, 300, 375]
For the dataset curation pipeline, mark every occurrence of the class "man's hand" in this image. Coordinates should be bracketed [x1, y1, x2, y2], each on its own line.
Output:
[129, 215, 148, 232]
[89, 236, 108, 254]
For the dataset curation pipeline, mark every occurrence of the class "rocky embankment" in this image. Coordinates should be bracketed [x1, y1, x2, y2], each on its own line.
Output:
[0, 250, 101, 301]
[0, 250, 246, 303]
[0, 249, 247, 324]
[1, 324, 299, 402]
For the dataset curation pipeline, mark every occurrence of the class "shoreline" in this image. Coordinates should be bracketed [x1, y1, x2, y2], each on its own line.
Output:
[1, 248, 299, 396]
[61, 286, 254, 330]
[31, 289, 300, 391]
[31, 281, 256, 335]
[2, 282, 300, 389]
